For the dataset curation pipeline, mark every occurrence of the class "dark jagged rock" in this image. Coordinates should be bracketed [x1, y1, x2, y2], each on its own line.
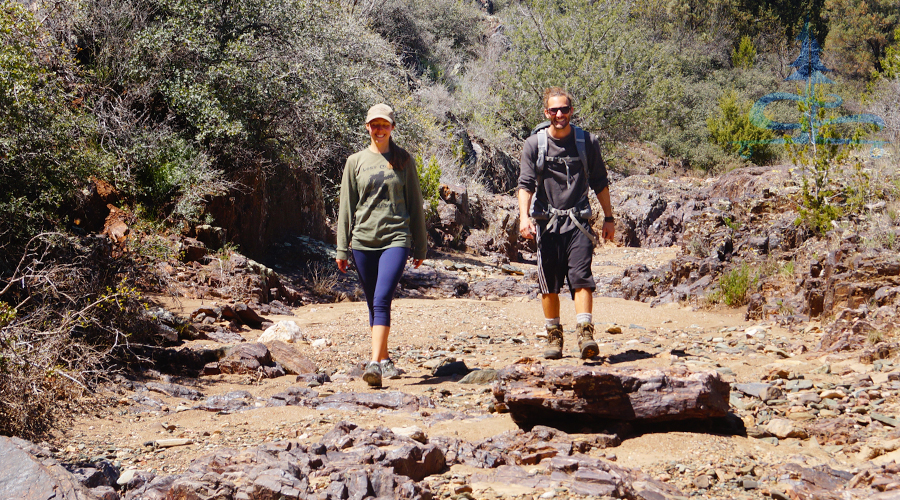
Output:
[206, 342, 284, 378]
[268, 386, 320, 407]
[0, 436, 94, 500]
[192, 325, 246, 343]
[64, 461, 119, 489]
[400, 265, 470, 298]
[195, 390, 257, 412]
[145, 381, 204, 401]
[295, 372, 331, 386]
[432, 359, 470, 377]
[194, 224, 226, 250]
[316, 391, 435, 412]
[493, 363, 731, 429]
[232, 302, 266, 326]
[177, 236, 208, 262]
[467, 277, 535, 299]
[431, 200, 468, 249]
[266, 340, 317, 375]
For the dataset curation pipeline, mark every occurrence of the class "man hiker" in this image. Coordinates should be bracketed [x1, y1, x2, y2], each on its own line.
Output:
[517, 87, 615, 359]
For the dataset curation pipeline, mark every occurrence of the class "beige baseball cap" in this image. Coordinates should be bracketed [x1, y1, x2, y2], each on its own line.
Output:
[365, 103, 394, 124]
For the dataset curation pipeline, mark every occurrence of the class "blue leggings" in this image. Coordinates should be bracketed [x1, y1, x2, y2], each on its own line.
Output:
[352, 246, 409, 327]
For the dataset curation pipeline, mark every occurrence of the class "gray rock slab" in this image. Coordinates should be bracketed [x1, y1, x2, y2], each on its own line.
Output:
[459, 369, 498, 385]
[0, 437, 90, 500]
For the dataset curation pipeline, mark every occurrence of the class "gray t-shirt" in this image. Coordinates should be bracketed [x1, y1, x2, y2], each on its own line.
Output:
[517, 127, 609, 232]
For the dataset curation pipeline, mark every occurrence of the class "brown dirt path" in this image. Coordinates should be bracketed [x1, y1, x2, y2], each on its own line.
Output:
[54, 245, 862, 499]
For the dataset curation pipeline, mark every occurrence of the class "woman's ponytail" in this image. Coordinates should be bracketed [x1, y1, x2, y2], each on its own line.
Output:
[388, 138, 409, 171]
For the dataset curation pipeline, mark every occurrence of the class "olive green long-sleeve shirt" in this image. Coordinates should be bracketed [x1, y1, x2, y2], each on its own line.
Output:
[336, 148, 427, 261]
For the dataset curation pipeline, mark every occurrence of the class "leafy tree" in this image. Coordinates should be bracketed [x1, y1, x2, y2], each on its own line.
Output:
[823, 0, 899, 76]
[353, 0, 485, 85]
[71, 0, 405, 222]
[882, 28, 900, 77]
[785, 86, 852, 234]
[634, 0, 740, 39]
[735, 0, 828, 44]
[0, 2, 99, 257]
[497, 0, 661, 140]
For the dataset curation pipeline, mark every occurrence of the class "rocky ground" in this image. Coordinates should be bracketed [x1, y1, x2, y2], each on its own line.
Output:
[5, 161, 900, 500]
[10, 239, 894, 500]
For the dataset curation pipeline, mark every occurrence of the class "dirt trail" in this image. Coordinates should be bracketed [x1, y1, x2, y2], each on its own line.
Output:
[54, 245, 872, 499]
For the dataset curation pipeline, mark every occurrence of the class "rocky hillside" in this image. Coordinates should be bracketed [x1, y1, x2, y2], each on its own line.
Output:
[2, 162, 899, 500]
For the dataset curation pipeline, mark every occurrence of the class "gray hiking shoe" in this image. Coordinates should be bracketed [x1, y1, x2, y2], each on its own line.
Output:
[543, 324, 564, 359]
[380, 358, 401, 379]
[576, 322, 599, 359]
[363, 361, 382, 387]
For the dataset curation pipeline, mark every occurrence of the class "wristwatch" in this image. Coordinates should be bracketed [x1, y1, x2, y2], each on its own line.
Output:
[603, 215, 615, 223]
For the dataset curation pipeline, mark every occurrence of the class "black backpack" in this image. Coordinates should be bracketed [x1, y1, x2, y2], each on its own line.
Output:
[528, 123, 598, 245]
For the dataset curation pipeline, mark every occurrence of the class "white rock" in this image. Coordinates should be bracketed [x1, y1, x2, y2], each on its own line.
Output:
[259, 320, 305, 343]
[745, 326, 767, 337]
[117, 469, 137, 486]
[764, 418, 807, 439]
[391, 425, 427, 443]
[312, 338, 330, 348]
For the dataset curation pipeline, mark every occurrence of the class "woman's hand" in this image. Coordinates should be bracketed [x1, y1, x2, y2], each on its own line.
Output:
[412, 258, 423, 269]
[336, 258, 348, 273]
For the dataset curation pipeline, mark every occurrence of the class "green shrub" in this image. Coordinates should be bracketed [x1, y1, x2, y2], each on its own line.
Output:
[707, 90, 777, 164]
[73, 0, 406, 220]
[732, 36, 757, 70]
[785, 86, 852, 235]
[0, 2, 99, 257]
[416, 154, 443, 215]
[362, 0, 484, 85]
[884, 29, 900, 78]
[711, 262, 757, 307]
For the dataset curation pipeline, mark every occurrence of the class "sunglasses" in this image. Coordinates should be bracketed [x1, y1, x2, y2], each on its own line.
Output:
[547, 106, 572, 115]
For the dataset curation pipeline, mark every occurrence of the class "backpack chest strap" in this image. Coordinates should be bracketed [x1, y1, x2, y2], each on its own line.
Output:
[543, 155, 581, 164]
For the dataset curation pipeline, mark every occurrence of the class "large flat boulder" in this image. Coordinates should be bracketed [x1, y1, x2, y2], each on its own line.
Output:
[0, 437, 94, 500]
[493, 363, 730, 429]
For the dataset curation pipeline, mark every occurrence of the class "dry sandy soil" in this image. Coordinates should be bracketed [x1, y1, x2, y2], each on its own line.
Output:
[52, 244, 882, 499]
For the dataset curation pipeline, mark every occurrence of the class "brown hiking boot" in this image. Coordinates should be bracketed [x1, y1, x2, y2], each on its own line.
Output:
[543, 324, 564, 359]
[576, 322, 599, 359]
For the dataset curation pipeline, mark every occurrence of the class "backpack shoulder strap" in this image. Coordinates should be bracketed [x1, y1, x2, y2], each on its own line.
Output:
[573, 126, 588, 173]
[536, 129, 548, 178]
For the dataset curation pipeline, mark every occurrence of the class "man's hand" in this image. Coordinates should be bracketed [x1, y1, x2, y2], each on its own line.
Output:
[602, 221, 615, 241]
[519, 218, 536, 240]
[336, 258, 348, 273]
[517, 189, 536, 240]
[412, 258, 423, 268]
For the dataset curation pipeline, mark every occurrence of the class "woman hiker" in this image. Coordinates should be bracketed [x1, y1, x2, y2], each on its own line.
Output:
[335, 103, 428, 387]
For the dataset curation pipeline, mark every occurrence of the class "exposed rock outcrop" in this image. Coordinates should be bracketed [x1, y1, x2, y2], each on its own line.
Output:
[493, 363, 731, 430]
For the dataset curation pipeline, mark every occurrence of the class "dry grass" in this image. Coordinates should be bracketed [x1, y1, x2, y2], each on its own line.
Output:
[307, 261, 340, 298]
[0, 233, 161, 440]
